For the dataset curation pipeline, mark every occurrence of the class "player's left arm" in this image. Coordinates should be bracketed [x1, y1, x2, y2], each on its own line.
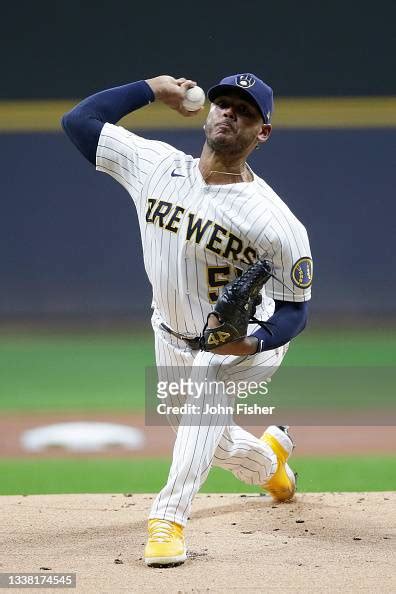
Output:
[251, 300, 308, 351]
[206, 300, 308, 356]
[208, 219, 313, 356]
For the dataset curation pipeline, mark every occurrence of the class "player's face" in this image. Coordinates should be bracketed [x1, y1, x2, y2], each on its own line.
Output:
[204, 91, 271, 156]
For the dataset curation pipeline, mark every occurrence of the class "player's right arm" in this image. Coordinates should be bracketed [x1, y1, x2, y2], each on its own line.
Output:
[61, 76, 199, 165]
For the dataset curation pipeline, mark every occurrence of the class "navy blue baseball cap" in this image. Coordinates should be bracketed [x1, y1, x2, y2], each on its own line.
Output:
[207, 73, 273, 124]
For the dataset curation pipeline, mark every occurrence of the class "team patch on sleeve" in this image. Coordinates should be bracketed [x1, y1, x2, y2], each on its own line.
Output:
[291, 257, 313, 289]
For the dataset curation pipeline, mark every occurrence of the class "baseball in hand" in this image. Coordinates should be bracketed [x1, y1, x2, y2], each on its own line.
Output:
[182, 86, 206, 111]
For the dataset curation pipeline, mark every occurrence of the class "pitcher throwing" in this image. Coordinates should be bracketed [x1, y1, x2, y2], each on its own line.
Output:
[62, 72, 313, 566]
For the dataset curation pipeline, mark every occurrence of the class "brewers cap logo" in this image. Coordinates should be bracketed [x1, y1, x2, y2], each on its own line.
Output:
[291, 257, 313, 289]
[236, 74, 256, 89]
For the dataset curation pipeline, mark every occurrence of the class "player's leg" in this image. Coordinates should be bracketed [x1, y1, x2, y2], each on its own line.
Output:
[145, 321, 199, 566]
[145, 331, 293, 565]
[212, 423, 277, 483]
[152, 316, 195, 431]
[149, 348, 232, 527]
[213, 423, 296, 499]
[148, 344, 289, 525]
[211, 344, 296, 501]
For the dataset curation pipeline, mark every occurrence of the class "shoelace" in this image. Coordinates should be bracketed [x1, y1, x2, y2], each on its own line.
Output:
[149, 521, 175, 543]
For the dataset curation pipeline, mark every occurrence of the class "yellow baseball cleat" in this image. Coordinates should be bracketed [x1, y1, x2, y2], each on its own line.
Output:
[261, 425, 297, 502]
[144, 519, 187, 567]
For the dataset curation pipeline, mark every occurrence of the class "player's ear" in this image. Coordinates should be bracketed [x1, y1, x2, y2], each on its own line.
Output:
[257, 124, 272, 145]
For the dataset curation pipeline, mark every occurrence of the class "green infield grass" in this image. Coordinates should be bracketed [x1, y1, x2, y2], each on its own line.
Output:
[0, 456, 394, 496]
[0, 329, 395, 412]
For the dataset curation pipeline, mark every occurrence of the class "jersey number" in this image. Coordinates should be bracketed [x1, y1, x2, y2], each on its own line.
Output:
[207, 265, 242, 303]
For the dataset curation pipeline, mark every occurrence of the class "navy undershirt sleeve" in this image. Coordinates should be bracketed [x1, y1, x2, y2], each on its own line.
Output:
[252, 300, 308, 352]
[61, 80, 155, 165]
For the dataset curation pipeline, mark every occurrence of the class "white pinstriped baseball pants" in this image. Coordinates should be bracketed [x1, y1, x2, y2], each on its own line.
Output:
[149, 313, 289, 527]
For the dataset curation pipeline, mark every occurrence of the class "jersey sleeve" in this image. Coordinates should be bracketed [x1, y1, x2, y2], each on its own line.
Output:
[261, 219, 313, 303]
[96, 122, 175, 198]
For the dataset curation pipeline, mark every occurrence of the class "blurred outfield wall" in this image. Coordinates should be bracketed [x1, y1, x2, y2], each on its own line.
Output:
[1, 0, 395, 323]
[1, 107, 395, 322]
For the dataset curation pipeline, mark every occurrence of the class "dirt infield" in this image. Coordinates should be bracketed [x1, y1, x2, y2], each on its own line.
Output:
[0, 492, 394, 593]
[1, 413, 396, 457]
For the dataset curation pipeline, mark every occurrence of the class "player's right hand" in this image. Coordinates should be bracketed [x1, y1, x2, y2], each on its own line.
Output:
[146, 75, 203, 117]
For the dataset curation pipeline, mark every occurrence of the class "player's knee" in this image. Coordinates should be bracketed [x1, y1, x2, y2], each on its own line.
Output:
[191, 351, 228, 381]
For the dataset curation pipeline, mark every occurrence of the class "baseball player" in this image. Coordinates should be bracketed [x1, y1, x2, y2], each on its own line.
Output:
[62, 73, 313, 567]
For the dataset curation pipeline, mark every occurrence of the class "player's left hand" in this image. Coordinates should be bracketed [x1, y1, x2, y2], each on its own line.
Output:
[205, 314, 259, 355]
[200, 259, 273, 355]
[146, 75, 204, 117]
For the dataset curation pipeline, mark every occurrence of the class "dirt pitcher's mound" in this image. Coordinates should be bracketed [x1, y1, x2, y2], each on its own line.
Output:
[0, 493, 395, 593]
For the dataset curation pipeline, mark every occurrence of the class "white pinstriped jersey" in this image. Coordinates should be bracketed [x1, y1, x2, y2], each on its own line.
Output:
[96, 123, 312, 336]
